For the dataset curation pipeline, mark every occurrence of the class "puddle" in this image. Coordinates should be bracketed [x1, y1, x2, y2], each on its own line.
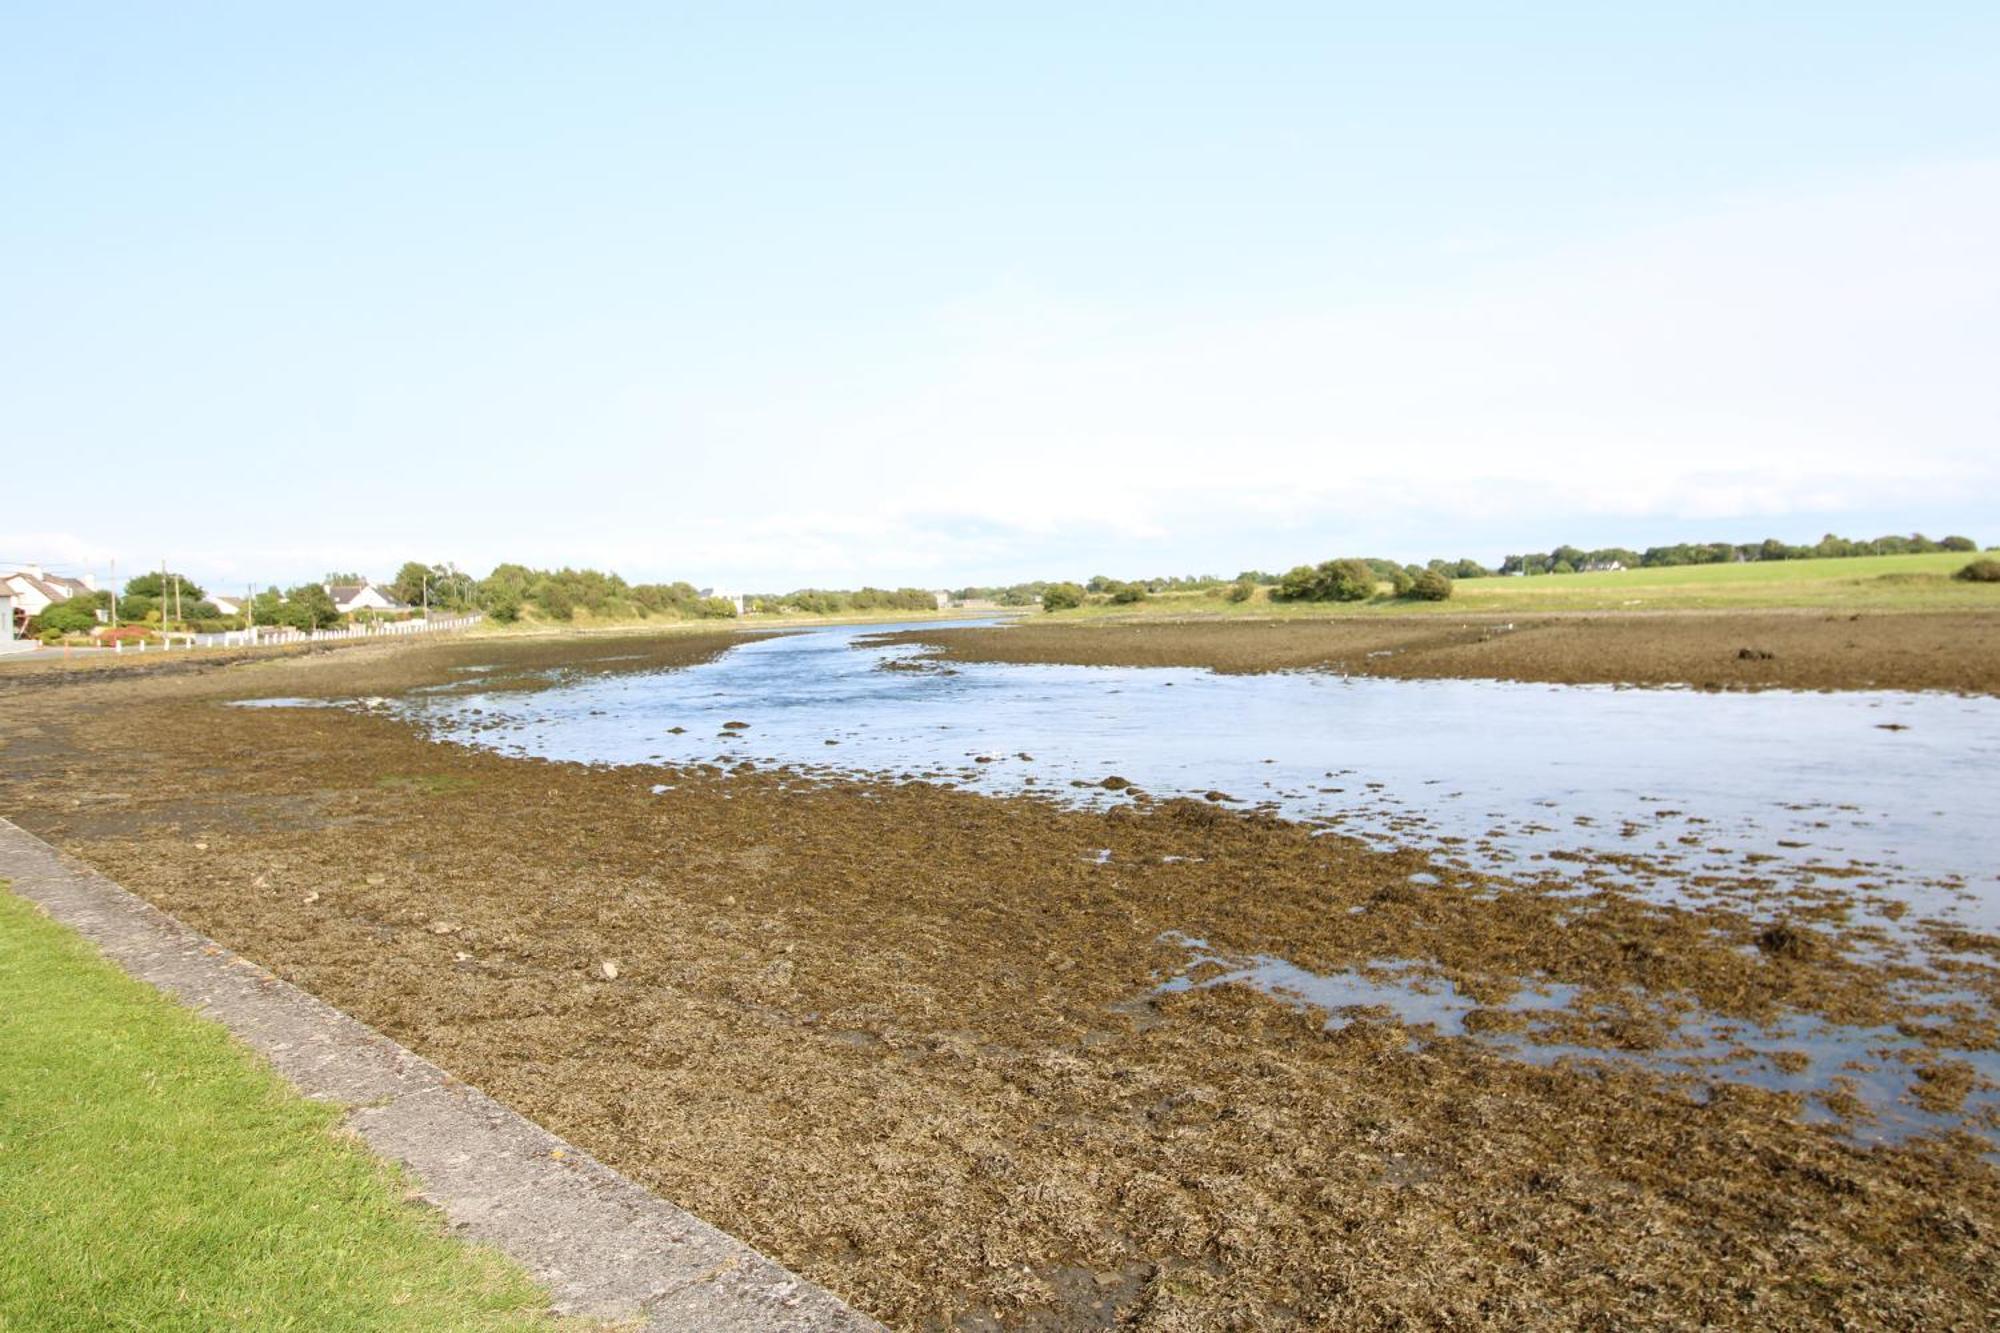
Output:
[1153, 933, 2000, 1150]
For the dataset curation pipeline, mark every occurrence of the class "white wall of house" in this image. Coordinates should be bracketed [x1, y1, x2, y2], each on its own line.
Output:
[1, 590, 14, 641]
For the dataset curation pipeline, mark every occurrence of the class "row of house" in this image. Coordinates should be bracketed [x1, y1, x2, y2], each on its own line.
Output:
[2, 565, 416, 643]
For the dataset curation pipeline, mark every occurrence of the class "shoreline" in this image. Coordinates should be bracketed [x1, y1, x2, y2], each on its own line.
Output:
[2, 631, 1995, 1327]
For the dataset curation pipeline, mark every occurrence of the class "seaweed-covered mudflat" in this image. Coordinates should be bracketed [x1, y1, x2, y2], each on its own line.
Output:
[2, 625, 1995, 1329]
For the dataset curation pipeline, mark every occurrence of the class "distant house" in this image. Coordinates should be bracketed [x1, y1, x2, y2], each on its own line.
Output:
[1580, 560, 1626, 573]
[208, 592, 248, 616]
[325, 582, 410, 615]
[1, 589, 15, 641]
[0, 565, 96, 617]
[932, 590, 952, 609]
[698, 588, 746, 615]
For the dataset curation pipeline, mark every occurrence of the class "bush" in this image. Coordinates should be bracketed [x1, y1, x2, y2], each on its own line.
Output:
[1325, 559, 1378, 602]
[1387, 566, 1414, 598]
[37, 600, 100, 635]
[1272, 559, 1377, 603]
[1041, 582, 1085, 612]
[1954, 558, 2000, 583]
[484, 587, 523, 623]
[1225, 578, 1255, 603]
[1406, 568, 1453, 601]
[1108, 581, 1147, 604]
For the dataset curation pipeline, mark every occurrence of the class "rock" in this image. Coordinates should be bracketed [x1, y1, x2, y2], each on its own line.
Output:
[599, 960, 620, 980]
[193, 842, 209, 851]
[365, 874, 387, 886]
[302, 890, 320, 905]
[1100, 775, 1132, 791]
[429, 921, 458, 935]
[1737, 647, 1776, 661]
[721, 720, 750, 730]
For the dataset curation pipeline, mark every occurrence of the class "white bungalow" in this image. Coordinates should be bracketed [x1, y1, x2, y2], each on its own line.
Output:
[326, 582, 411, 615]
[0, 565, 96, 617]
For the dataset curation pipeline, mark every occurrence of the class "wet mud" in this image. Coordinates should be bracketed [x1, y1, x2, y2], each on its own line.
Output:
[2, 632, 1996, 1329]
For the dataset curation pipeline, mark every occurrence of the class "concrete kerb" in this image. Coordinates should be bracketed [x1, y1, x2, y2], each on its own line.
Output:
[0, 817, 882, 1332]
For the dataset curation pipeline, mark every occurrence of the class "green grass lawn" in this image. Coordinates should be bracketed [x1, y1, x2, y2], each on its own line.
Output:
[1055, 550, 2000, 619]
[0, 886, 577, 1332]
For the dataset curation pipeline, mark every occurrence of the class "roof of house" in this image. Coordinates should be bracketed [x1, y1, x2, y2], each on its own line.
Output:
[2, 571, 83, 603]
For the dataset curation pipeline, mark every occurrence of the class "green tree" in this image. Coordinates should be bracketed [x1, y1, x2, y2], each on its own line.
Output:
[389, 562, 438, 609]
[281, 584, 341, 630]
[123, 572, 206, 602]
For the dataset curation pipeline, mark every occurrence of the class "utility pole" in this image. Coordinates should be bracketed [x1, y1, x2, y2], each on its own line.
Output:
[110, 558, 117, 625]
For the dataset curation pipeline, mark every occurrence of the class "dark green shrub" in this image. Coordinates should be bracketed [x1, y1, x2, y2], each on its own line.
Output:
[1406, 568, 1453, 600]
[1225, 578, 1255, 603]
[1954, 558, 2000, 583]
[484, 587, 523, 622]
[1325, 559, 1378, 601]
[1387, 566, 1414, 597]
[1108, 581, 1147, 604]
[1273, 559, 1377, 602]
[37, 600, 100, 635]
[1041, 582, 1085, 612]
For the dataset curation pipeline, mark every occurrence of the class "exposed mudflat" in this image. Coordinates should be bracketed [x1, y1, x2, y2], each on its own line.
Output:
[2, 632, 1996, 1329]
[869, 609, 2000, 693]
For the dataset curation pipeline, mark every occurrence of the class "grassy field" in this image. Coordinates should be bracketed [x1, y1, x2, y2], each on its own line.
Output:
[0, 886, 575, 1332]
[1058, 550, 2000, 618]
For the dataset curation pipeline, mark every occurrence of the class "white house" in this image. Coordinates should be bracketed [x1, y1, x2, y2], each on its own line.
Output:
[326, 582, 411, 615]
[1, 588, 15, 641]
[698, 587, 746, 615]
[208, 592, 248, 616]
[0, 565, 96, 617]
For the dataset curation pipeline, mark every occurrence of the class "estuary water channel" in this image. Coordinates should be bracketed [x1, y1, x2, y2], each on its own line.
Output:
[311, 620, 2000, 1145]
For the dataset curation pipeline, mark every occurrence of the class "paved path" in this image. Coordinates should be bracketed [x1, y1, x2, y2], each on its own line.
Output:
[0, 817, 883, 1332]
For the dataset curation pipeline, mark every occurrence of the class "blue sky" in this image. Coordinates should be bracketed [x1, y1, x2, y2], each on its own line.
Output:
[4, 4, 1996, 591]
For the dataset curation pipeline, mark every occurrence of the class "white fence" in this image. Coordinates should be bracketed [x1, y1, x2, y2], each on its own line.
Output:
[106, 612, 484, 654]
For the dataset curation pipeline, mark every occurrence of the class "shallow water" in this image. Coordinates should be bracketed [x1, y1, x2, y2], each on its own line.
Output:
[392, 621, 2000, 934]
[343, 621, 2000, 1144]
[1154, 932, 2000, 1148]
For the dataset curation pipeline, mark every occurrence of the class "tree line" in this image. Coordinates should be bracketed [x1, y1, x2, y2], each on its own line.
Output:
[1499, 532, 1978, 576]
